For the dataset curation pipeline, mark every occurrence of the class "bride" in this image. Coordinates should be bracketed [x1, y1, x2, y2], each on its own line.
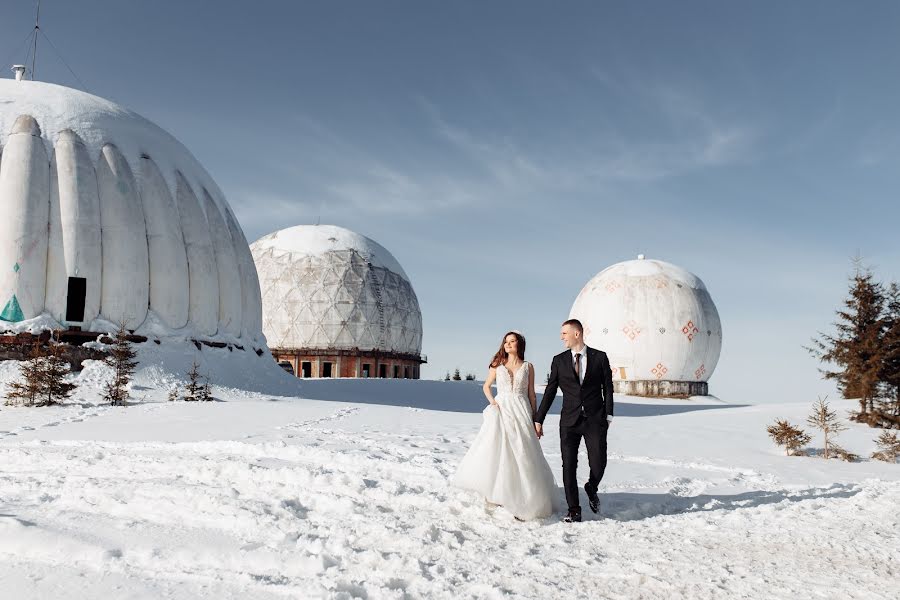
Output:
[451, 331, 558, 520]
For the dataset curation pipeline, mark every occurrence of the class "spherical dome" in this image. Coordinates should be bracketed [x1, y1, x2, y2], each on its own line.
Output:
[0, 79, 262, 342]
[570, 257, 722, 390]
[251, 225, 423, 355]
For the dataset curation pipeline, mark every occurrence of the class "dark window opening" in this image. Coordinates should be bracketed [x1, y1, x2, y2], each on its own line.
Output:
[278, 361, 295, 375]
[404, 366, 411, 379]
[362, 364, 371, 378]
[393, 365, 400, 379]
[379, 364, 387, 378]
[65, 277, 87, 322]
[301, 362, 312, 378]
[322, 362, 333, 378]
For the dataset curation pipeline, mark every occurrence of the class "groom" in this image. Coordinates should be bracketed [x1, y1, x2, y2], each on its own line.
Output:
[534, 319, 614, 523]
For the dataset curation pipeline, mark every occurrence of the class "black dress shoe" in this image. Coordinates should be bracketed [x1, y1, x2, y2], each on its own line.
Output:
[584, 483, 600, 514]
[562, 509, 582, 523]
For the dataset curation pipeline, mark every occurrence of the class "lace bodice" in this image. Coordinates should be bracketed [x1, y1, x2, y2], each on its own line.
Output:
[496, 361, 530, 398]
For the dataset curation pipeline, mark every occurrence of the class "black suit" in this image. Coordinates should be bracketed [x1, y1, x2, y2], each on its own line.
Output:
[535, 346, 614, 512]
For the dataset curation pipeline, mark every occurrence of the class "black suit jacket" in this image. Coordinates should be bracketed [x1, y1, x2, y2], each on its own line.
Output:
[535, 346, 614, 427]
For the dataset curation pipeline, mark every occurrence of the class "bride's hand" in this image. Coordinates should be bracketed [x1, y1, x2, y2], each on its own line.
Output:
[534, 422, 543, 438]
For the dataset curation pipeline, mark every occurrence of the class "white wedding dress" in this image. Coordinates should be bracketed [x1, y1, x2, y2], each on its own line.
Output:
[451, 362, 559, 520]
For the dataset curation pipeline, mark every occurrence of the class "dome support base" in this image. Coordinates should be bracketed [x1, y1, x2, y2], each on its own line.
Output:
[614, 380, 708, 399]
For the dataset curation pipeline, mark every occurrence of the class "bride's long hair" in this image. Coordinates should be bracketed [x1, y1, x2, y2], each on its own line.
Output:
[489, 331, 526, 368]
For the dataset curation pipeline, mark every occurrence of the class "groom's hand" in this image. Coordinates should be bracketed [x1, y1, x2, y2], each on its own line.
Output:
[534, 422, 543, 438]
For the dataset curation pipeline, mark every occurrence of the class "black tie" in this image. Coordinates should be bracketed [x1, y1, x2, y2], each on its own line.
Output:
[574, 353, 581, 383]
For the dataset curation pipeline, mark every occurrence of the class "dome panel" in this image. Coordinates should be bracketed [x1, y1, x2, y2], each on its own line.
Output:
[202, 189, 241, 336]
[0, 115, 50, 322]
[97, 143, 149, 328]
[46, 129, 102, 326]
[176, 173, 218, 336]
[140, 156, 189, 329]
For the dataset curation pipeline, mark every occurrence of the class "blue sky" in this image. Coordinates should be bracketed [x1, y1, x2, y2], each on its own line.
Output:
[3, 1, 899, 404]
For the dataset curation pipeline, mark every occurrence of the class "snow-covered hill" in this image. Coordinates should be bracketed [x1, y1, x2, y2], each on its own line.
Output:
[0, 356, 897, 599]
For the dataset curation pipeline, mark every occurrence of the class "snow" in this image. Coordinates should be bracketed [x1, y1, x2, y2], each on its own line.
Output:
[252, 224, 412, 281]
[595, 258, 707, 290]
[0, 352, 897, 599]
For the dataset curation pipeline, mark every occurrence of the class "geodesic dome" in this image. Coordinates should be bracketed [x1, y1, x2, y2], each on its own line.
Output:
[570, 256, 722, 389]
[0, 79, 263, 343]
[250, 225, 423, 355]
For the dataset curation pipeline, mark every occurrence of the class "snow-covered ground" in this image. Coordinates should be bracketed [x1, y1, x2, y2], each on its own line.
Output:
[0, 352, 898, 599]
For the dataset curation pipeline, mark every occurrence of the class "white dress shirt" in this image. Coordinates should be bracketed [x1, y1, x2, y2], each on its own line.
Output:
[570, 346, 587, 384]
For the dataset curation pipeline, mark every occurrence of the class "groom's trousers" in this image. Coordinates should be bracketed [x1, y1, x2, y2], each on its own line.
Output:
[560, 415, 608, 511]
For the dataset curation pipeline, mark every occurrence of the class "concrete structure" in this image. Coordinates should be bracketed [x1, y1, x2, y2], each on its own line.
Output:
[250, 225, 425, 378]
[0, 77, 264, 348]
[570, 256, 722, 397]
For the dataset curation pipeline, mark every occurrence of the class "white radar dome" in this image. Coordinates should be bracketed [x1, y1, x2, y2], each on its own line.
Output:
[251, 225, 423, 356]
[570, 256, 722, 397]
[0, 79, 263, 344]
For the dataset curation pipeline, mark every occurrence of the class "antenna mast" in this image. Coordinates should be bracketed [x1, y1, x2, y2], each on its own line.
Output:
[30, 0, 41, 79]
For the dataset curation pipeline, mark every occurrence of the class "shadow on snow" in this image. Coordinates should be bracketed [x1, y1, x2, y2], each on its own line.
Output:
[571, 482, 862, 523]
[293, 379, 746, 416]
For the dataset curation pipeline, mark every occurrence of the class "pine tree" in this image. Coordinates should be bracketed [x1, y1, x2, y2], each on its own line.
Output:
[199, 374, 213, 402]
[452, 368, 461, 381]
[806, 397, 848, 459]
[808, 260, 886, 417]
[102, 323, 138, 406]
[766, 419, 811, 456]
[184, 361, 202, 401]
[167, 387, 180, 402]
[5, 347, 44, 406]
[878, 282, 900, 419]
[40, 341, 77, 406]
[871, 431, 900, 462]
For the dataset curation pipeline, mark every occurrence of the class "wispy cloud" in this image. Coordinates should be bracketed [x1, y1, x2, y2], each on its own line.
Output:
[419, 76, 759, 192]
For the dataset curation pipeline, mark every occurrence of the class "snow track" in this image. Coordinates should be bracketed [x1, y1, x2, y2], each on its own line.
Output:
[1, 398, 898, 599]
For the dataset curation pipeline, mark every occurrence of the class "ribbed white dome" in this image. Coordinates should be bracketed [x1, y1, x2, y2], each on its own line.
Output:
[251, 225, 423, 355]
[570, 257, 722, 384]
[0, 79, 262, 342]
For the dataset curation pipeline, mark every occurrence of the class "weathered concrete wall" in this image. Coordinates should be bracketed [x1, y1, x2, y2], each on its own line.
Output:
[614, 379, 709, 398]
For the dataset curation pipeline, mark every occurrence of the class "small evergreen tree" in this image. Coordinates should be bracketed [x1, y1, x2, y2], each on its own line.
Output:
[199, 374, 213, 402]
[184, 361, 203, 401]
[167, 387, 180, 402]
[103, 322, 138, 406]
[806, 397, 847, 459]
[452, 368, 461, 381]
[5, 347, 44, 406]
[40, 341, 77, 406]
[767, 419, 811, 456]
[871, 431, 900, 463]
[444, 371, 450, 381]
[808, 260, 886, 417]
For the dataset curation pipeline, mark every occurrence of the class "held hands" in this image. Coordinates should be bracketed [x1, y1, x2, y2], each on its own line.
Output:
[533, 422, 543, 438]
